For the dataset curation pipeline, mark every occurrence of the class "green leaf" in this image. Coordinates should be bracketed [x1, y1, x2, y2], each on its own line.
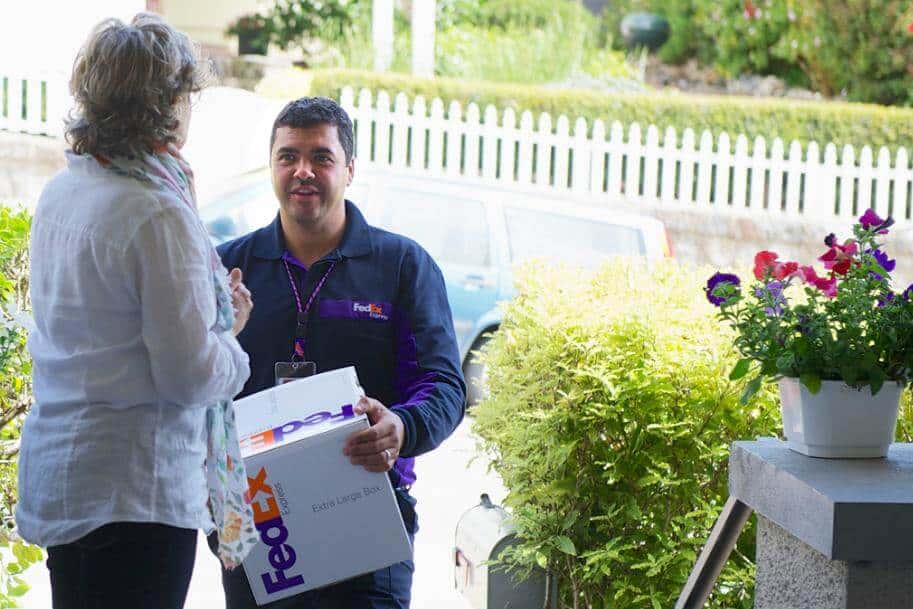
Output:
[841, 365, 860, 386]
[6, 578, 27, 597]
[561, 510, 579, 531]
[729, 358, 752, 381]
[535, 552, 548, 569]
[740, 376, 762, 404]
[800, 373, 821, 395]
[794, 337, 810, 358]
[869, 373, 885, 396]
[555, 535, 577, 556]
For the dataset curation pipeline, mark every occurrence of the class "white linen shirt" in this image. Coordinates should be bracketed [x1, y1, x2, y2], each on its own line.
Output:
[15, 152, 250, 547]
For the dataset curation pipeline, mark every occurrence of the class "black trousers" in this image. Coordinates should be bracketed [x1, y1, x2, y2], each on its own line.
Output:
[46, 521, 197, 609]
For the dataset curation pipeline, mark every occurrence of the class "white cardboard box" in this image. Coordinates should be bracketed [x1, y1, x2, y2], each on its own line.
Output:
[233, 366, 413, 606]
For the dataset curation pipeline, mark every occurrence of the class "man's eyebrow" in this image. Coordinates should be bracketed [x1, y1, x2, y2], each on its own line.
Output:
[275, 146, 299, 156]
[311, 147, 335, 156]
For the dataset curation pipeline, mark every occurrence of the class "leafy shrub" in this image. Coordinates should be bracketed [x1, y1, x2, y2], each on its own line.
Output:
[778, 1, 913, 106]
[258, 68, 913, 151]
[692, 0, 804, 85]
[0, 206, 41, 607]
[471, 259, 781, 608]
[263, 0, 364, 62]
[693, 0, 913, 105]
[292, 0, 635, 84]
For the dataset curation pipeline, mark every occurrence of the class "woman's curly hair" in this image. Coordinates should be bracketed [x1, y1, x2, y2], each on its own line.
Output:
[65, 13, 207, 158]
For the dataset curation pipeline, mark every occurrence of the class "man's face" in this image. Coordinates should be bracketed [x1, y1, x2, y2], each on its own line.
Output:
[270, 123, 354, 231]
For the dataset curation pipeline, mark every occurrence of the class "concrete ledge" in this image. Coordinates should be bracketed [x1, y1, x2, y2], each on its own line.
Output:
[755, 516, 913, 609]
[729, 440, 913, 561]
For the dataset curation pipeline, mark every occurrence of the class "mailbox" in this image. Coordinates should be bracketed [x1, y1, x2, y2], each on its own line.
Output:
[454, 493, 556, 609]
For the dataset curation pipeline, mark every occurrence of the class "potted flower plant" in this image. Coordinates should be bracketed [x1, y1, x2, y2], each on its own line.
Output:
[706, 210, 913, 458]
[226, 12, 272, 56]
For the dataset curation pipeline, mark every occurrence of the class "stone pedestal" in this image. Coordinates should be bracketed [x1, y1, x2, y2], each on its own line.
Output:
[730, 440, 913, 609]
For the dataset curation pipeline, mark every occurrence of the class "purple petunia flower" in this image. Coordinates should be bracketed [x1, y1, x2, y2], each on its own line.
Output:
[878, 291, 896, 308]
[872, 249, 897, 272]
[860, 209, 884, 229]
[705, 272, 741, 306]
[867, 248, 897, 281]
[824, 233, 837, 247]
[755, 280, 786, 316]
[859, 209, 895, 234]
[904, 284, 913, 301]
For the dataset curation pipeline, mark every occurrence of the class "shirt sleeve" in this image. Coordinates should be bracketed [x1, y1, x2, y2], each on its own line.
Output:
[391, 248, 467, 457]
[130, 205, 250, 407]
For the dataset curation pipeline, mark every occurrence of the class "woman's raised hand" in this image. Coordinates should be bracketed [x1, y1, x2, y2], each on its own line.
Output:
[228, 268, 253, 336]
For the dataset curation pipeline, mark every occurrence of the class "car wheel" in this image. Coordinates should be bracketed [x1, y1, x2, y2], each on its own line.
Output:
[463, 335, 492, 408]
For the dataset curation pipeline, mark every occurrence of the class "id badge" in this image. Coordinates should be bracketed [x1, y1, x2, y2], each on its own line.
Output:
[275, 361, 317, 386]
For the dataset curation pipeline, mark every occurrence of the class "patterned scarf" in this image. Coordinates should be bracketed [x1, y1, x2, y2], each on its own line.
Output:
[95, 149, 258, 569]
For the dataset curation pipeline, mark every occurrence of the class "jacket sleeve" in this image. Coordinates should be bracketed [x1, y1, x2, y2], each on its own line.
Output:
[390, 248, 466, 457]
[131, 205, 250, 407]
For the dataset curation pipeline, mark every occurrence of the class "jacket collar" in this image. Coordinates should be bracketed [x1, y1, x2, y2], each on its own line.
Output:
[251, 200, 372, 261]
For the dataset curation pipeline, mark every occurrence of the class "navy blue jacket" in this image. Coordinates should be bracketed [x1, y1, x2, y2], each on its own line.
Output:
[217, 201, 466, 487]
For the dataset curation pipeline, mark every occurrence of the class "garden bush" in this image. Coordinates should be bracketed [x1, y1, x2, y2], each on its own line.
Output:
[257, 68, 913, 151]
[0, 206, 41, 607]
[433, 0, 636, 85]
[470, 259, 782, 608]
[693, 0, 913, 106]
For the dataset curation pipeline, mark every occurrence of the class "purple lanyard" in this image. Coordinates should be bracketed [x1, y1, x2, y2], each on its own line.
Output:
[283, 258, 336, 360]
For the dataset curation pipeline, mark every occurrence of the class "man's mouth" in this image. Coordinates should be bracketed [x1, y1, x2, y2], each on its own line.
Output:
[290, 185, 319, 196]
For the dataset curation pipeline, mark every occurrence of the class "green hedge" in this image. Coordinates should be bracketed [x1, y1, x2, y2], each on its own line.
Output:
[0, 206, 42, 607]
[256, 68, 913, 152]
[470, 259, 781, 608]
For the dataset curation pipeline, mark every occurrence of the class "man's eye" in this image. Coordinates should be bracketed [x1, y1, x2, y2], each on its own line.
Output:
[278, 154, 294, 162]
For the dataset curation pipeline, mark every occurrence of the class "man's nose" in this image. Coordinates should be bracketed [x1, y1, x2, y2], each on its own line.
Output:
[293, 161, 315, 181]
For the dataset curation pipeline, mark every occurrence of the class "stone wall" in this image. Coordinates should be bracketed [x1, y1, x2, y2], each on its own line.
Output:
[640, 204, 913, 286]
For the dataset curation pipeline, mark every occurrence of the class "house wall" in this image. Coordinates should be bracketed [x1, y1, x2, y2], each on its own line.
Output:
[157, 0, 260, 53]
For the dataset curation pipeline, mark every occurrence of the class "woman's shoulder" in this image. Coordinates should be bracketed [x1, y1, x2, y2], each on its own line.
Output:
[36, 163, 201, 248]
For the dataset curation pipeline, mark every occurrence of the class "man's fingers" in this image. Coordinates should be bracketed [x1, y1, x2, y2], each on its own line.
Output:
[347, 448, 397, 470]
[228, 267, 243, 287]
[344, 425, 393, 453]
[345, 436, 396, 457]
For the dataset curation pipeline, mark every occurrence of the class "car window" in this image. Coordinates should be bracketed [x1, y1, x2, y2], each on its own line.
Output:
[504, 206, 645, 268]
[377, 189, 490, 267]
[200, 181, 277, 244]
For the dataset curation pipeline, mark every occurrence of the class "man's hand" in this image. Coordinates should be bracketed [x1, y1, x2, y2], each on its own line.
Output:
[343, 397, 405, 473]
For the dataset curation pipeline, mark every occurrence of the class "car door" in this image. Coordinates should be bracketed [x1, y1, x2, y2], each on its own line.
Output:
[378, 188, 499, 354]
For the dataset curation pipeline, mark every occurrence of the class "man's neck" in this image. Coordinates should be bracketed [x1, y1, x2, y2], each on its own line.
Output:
[280, 209, 347, 268]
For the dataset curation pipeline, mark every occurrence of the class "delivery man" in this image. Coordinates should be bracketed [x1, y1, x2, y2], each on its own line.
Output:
[212, 96, 467, 609]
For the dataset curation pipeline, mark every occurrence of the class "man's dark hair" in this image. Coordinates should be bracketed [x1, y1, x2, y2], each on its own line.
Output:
[269, 97, 354, 163]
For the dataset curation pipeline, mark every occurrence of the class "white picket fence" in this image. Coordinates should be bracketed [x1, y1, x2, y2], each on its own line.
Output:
[4, 73, 913, 224]
[340, 87, 913, 223]
[0, 67, 69, 137]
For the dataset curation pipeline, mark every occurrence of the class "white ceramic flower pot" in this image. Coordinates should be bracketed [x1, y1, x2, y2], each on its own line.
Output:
[778, 377, 903, 458]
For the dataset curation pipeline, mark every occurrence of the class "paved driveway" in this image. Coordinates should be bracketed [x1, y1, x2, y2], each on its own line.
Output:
[21, 417, 505, 609]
